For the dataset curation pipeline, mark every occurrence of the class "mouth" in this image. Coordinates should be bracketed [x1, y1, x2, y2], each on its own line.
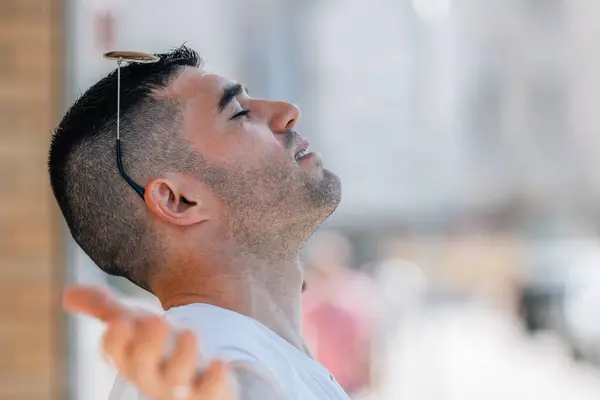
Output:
[294, 140, 311, 161]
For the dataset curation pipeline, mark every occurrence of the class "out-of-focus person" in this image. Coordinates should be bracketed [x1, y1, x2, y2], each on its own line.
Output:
[302, 231, 384, 398]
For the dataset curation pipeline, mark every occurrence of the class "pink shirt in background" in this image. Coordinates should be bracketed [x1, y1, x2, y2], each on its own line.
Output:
[303, 271, 382, 394]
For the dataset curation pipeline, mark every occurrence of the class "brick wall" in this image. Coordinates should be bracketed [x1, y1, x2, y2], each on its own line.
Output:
[0, 1, 65, 399]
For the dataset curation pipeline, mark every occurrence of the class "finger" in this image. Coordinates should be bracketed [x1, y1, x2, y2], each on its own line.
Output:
[124, 316, 170, 393]
[191, 360, 233, 399]
[102, 318, 134, 371]
[63, 285, 128, 323]
[161, 330, 199, 388]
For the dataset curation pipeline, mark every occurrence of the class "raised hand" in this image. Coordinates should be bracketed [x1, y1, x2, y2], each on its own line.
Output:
[63, 285, 237, 400]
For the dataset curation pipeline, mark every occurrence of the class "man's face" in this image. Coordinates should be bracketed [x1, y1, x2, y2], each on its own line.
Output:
[170, 68, 341, 235]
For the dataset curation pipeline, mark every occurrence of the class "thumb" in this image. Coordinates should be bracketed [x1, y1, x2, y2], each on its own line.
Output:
[63, 285, 129, 323]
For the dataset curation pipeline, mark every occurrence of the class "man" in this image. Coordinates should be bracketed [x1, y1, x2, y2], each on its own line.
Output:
[49, 46, 347, 399]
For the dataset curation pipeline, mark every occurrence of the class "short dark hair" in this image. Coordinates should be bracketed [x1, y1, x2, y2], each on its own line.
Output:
[49, 45, 203, 291]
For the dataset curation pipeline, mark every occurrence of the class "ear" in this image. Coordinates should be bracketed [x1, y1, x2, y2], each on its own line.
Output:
[144, 177, 209, 226]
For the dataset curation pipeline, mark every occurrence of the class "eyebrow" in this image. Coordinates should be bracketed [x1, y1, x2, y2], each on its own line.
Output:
[218, 83, 249, 113]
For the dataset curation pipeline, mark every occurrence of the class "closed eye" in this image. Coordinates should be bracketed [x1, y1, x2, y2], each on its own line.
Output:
[231, 109, 251, 120]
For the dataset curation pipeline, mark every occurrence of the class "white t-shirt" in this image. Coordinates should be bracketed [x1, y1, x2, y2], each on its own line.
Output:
[109, 303, 351, 400]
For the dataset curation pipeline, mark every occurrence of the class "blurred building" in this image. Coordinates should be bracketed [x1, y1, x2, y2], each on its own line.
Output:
[0, 1, 65, 399]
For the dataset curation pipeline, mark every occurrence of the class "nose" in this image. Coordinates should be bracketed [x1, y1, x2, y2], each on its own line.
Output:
[268, 101, 301, 133]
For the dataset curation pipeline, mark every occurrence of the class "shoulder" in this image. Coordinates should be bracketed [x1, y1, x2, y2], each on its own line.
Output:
[165, 305, 306, 395]
[166, 305, 290, 362]
[228, 361, 291, 400]
[214, 339, 304, 396]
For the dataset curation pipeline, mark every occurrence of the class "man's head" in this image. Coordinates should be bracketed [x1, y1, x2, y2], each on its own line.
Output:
[49, 46, 341, 292]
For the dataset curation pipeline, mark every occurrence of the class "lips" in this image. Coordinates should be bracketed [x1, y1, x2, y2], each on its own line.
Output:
[293, 138, 310, 161]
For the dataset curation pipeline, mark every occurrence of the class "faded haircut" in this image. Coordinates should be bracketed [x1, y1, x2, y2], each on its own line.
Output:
[49, 45, 204, 291]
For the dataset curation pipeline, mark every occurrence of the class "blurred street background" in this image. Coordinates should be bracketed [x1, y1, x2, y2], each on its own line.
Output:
[3, 0, 600, 399]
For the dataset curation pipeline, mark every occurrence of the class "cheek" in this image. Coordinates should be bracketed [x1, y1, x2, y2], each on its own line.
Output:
[198, 123, 289, 169]
[232, 126, 287, 163]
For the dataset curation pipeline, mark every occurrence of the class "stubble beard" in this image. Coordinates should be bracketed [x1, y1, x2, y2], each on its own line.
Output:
[203, 158, 341, 261]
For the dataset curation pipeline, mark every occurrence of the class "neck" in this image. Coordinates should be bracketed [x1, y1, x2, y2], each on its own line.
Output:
[154, 254, 305, 352]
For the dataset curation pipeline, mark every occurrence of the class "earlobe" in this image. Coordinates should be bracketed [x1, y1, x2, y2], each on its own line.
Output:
[144, 178, 208, 226]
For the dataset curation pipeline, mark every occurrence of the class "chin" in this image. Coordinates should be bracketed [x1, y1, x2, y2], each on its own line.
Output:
[323, 169, 342, 204]
[308, 169, 342, 217]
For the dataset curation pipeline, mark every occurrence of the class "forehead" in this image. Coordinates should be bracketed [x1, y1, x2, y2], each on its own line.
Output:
[166, 67, 232, 104]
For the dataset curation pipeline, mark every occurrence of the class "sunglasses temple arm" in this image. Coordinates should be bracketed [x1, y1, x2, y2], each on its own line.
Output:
[115, 58, 145, 200]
